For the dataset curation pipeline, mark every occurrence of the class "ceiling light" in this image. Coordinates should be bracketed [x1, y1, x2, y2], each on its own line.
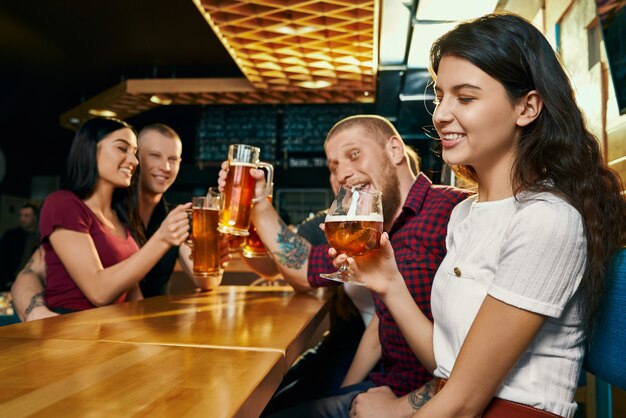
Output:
[149, 94, 173, 105]
[88, 109, 118, 118]
[407, 22, 457, 69]
[297, 80, 333, 89]
[416, 0, 499, 22]
[379, 0, 412, 65]
[274, 25, 317, 35]
[69, 117, 81, 125]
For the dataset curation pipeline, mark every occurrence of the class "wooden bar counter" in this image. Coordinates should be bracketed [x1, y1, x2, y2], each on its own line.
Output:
[0, 337, 283, 418]
[0, 286, 329, 417]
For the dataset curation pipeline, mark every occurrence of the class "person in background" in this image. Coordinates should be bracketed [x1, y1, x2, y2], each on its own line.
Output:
[31, 118, 190, 314]
[344, 13, 626, 418]
[219, 115, 468, 418]
[11, 123, 220, 320]
[0, 203, 39, 290]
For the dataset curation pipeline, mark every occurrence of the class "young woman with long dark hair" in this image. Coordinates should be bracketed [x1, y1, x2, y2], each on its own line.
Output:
[39, 118, 190, 312]
[341, 12, 626, 418]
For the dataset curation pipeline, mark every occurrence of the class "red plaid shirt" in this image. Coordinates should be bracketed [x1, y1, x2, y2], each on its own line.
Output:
[308, 173, 469, 395]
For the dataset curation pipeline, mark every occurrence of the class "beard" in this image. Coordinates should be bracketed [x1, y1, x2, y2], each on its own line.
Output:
[380, 157, 402, 231]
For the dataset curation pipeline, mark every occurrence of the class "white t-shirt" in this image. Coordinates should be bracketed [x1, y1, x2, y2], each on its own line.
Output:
[344, 283, 375, 326]
[431, 192, 587, 418]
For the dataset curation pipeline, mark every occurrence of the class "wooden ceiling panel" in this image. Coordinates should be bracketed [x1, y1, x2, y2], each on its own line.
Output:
[61, 0, 377, 129]
[194, 0, 376, 94]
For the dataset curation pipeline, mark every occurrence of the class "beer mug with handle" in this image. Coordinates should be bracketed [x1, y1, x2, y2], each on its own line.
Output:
[185, 188, 224, 290]
[321, 186, 383, 286]
[218, 144, 274, 236]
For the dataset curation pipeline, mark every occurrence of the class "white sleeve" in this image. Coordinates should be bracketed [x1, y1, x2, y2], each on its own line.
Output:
[488, 198, 586, 317]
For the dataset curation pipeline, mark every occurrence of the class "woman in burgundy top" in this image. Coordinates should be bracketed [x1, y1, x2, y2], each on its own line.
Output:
[39, 118, 191, 312]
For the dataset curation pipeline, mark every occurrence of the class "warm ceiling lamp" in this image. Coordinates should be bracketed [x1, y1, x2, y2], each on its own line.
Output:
[297, 80, 334, 89]
[149, 94, 173, 105]
[88, 109, 118, 118]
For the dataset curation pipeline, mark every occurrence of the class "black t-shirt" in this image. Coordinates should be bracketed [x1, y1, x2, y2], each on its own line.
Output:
[296, 210, 327, 246]
[138, 199, 179, 297]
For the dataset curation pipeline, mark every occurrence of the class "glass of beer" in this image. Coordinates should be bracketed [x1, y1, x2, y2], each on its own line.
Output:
[242, 186, 273, 258]
[217, 144, 274, 236]
[185, 189, 224, 290]
[320, 186, 383, 286]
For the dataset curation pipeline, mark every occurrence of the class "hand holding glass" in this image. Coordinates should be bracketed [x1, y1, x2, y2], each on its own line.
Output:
[185, 189, 223, 290]
[320, 186, 383, 286]
[217, 144, 274, 236]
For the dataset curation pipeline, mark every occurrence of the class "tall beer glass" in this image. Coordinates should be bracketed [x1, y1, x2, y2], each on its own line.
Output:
[218, 144, 274, 236]
[320, 186, 383, 286]
[186, 189, 223, 290]
[242, 186, 273, 258]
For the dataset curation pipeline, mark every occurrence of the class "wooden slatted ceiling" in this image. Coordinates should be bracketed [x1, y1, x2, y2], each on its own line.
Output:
[60, 0, 377, 129]
[194, 0, 376, 94]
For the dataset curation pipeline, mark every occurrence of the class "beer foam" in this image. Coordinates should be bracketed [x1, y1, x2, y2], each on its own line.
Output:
[325, 213, 383, 223]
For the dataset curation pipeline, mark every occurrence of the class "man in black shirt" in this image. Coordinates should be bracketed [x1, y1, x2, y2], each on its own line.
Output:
[0, 203, 39, 291]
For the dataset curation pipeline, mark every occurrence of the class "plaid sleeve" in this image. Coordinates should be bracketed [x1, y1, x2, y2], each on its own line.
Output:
[307, 243, 340, 288]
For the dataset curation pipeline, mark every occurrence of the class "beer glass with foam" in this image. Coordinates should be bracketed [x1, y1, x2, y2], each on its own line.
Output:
[320, 186, 383, 286]
[217, 144, 274, 236]
[186, 189, 223, 290]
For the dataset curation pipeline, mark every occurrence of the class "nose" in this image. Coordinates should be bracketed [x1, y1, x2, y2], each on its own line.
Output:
[334, 164, 353, 185]
[129, 152, 139, 167]
[432, 97, 453, 126]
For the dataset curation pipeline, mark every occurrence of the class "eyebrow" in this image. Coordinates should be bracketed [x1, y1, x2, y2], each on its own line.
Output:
[114, 139, 137, 149]
[434, 83, 482, 93]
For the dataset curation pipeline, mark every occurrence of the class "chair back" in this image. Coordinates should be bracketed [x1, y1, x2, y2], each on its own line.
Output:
[585, 248, 626, 388]
[583, 248, 626, 418]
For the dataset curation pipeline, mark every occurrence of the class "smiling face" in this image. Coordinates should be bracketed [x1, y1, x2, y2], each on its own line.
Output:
[136, 129, 182, 196]
[96, 127, 138, 188]
[433, 55, 521, 177]
[325, 126, 401, 227]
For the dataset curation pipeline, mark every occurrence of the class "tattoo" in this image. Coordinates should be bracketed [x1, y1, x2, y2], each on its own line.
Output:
[271, 219, 310, 269]
[408, 380, 434, 410]
[21, 254, 46, 286]
[24, 291, 47, 318]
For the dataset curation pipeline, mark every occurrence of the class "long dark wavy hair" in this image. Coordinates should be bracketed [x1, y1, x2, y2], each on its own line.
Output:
[429, 12, 626, 329]
[64, 117, 137, 230]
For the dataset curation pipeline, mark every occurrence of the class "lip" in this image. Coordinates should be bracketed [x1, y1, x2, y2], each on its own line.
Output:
[119, 167, 133, 177]
[439, 132, 466, 149]
[343, 182, 377, 193]
[152, 174, 170, 183]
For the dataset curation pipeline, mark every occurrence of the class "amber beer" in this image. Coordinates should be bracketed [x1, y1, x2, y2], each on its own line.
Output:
[242, 194, 273, 258]
[191, 207, 221, 276]
[219, 162, 256, 236]
[218, 144, 274, 236]
[324, 214, 384, 257]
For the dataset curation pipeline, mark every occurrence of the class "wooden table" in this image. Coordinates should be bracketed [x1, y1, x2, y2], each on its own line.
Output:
[0, 286, 327, 367]
[0, 337, 283, 418]
[0, 286, 329, 417]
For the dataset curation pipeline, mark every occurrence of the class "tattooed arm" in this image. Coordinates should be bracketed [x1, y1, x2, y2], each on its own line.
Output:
[247, 198, 314, 292]
[350, 379, 439, 418]
[11, 247, 58, 321]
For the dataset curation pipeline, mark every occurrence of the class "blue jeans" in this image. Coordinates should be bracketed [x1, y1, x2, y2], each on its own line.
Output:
[265, 381, 376, 418]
